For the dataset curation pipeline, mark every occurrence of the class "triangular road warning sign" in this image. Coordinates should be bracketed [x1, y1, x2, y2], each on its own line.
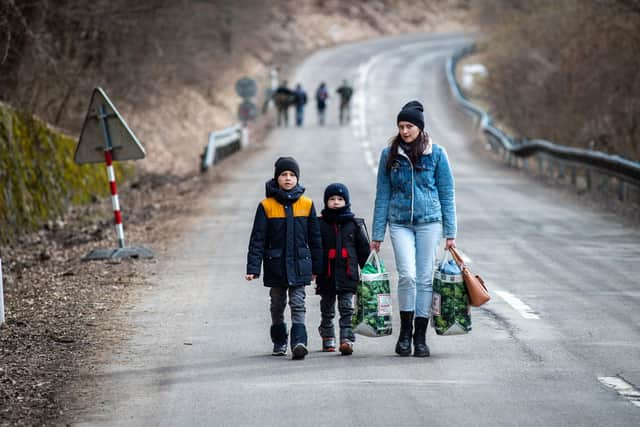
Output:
[74, 87, 146, 164]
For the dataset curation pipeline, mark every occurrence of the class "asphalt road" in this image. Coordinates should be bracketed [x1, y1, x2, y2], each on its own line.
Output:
[74, 33, 640, 426]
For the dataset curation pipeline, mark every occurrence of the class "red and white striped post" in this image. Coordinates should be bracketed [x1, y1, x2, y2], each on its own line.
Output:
[75, 87, 152, 261]
[99, 104, 125, 249]
[104, 149, 125, 248]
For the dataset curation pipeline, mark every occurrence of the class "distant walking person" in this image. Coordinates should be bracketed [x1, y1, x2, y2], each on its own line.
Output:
[371, 101, 457, 358]
[336, 80, 353, 125]
[293, 83, 308, 127]
[273, 81, 295, 127]
[246, 157, 322, 360]
[315, 82, 329, 126]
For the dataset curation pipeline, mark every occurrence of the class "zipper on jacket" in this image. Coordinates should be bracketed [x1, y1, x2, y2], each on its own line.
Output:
[398, 149, 415, 223]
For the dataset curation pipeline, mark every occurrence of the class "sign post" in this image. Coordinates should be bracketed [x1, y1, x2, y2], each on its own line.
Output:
[75, 87, 153, 261]
[237, 100, 258, 125]
[235, 77, 258, 145]
[235, 77, 257, 100]
[235, 77, 258, 123]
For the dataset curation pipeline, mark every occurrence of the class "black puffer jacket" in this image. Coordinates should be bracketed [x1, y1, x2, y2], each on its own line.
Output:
[247, 180, 322, 287]
[316, 208, 370, 295]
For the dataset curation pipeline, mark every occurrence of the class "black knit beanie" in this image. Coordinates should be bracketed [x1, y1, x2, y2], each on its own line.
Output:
[397, 100, 425, 130]
[274, 156, 300, 179]
[323, 182, 350, 206]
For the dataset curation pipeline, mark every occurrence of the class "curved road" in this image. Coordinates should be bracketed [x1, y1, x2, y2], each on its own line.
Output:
[75, 33, 640, 426]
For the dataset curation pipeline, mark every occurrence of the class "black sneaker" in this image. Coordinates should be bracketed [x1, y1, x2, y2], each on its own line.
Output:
[291, 343, 308, 360]
[272, 343, 287, 356]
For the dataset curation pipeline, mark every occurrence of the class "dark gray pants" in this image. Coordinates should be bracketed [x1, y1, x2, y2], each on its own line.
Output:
[319, 292, 355, 342]
[270, 286, 306, 325]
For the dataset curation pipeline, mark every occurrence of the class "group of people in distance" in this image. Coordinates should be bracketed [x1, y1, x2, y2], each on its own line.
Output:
[272, 80, 353, 127]
[246, 100, 458, 360]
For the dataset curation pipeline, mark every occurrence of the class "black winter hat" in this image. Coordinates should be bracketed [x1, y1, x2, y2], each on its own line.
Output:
[274, 156, 300, 179]
[323, 182, 350, 206]
[397, 100, 425, 130]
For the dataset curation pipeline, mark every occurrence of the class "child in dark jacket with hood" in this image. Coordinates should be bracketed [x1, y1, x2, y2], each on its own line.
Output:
[246, 157, 322, 360]
[316, 183, 370, 355]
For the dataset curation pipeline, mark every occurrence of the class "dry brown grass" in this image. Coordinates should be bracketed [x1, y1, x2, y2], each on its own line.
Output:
[470, 0, 640, 162]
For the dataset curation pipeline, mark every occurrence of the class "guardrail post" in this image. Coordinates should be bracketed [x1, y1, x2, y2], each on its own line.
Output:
[537, 155, 543, 176]
[0, 258, 4, 326]
[619, 180, 626, 202]
[597, 173, 607, 192]
[241, 125, 249, 149]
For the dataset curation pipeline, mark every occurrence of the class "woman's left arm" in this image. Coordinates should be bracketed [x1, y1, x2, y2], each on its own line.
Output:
[435, 147, 457, 240]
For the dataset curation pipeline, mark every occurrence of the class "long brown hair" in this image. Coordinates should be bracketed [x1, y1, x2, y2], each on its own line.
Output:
[385, 131, 430, 171]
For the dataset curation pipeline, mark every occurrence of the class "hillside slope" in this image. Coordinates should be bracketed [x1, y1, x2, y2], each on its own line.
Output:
[1, 0, 470, 175]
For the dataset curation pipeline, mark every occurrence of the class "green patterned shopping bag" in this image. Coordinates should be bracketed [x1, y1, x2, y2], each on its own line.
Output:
[432, 251, 471, 335]
[352, 251, 393, 337]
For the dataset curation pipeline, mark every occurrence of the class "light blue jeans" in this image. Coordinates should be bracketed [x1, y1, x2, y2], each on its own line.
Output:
[389, 222, 442, 318]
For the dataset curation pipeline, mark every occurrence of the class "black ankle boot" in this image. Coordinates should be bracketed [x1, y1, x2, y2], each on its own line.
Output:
[413, 317, 430, 357]
[395, 311, 414, 356]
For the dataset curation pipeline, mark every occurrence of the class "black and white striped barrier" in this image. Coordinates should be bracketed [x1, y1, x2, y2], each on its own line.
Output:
[200, 124, 249, 173]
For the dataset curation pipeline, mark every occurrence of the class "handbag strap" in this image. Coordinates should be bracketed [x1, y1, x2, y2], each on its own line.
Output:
[448, 247, 465, 269]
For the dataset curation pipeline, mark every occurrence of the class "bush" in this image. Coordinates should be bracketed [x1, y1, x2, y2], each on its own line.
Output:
[0, 104, 130, 242]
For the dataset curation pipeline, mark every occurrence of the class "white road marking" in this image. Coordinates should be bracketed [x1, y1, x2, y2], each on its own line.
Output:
[495, 290, 540, 319]
[353, 48, 388, 175]
[598, 376, 640, 407]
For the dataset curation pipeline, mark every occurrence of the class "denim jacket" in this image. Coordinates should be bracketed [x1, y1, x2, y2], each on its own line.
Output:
[372, 142, 457, 241]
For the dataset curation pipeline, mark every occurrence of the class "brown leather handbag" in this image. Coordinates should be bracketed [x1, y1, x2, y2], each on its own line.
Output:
[449, 247, 490, 307]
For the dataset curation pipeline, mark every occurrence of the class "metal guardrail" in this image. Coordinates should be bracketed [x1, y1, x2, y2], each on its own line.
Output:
[446, 45, 640, 204]
[201, 123, 248, 173]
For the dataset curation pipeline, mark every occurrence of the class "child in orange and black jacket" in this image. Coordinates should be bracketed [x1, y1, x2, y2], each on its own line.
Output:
[316, 183, 370, 355]
[246, 157, 322, 360]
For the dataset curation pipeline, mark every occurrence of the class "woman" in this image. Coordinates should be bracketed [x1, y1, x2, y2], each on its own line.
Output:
[371, 100, 457, 357]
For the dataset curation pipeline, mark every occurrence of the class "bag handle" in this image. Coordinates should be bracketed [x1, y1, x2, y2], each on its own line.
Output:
[365, 250, 384, 273]
[438, 248, 453, 269]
